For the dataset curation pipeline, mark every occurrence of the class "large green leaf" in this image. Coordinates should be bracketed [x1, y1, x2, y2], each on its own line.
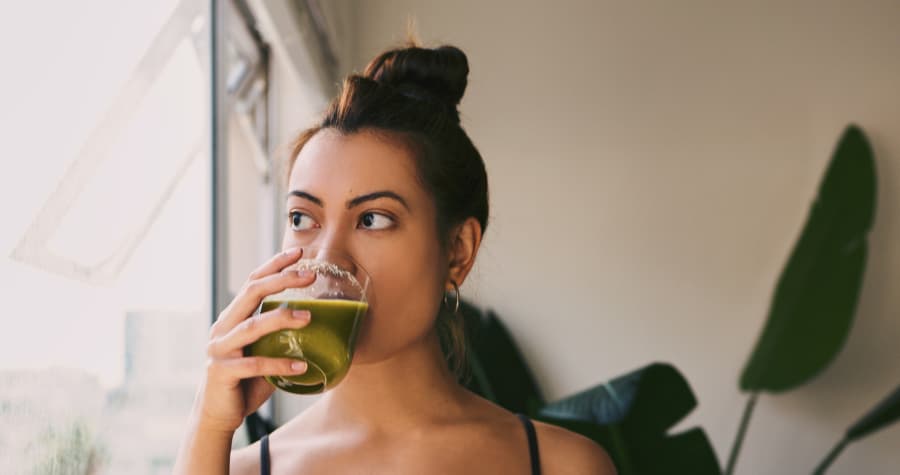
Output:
[461, 300, 545, 414]
[464, 308, 719, 474]
[740, 125, 877, 392]
[538, 363, 721, 475]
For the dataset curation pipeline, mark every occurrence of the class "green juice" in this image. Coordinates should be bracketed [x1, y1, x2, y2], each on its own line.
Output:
[247, 299, 368, 394]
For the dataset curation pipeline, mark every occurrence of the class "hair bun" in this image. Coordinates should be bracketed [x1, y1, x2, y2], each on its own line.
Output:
[363, 45, 469, 110]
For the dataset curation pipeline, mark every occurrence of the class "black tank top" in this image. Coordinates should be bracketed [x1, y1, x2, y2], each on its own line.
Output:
[259, 413, 541, 475]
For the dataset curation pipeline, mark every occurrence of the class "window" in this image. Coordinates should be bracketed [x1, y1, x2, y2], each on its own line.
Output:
[0, 1, 211, 472]
[0, 1, 333, 471]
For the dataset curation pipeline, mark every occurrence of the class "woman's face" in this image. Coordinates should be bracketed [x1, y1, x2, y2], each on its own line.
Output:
[281, 128, 447, 364]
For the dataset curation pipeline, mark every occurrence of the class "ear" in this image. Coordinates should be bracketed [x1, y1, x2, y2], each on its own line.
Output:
[447, 217, 483, 288]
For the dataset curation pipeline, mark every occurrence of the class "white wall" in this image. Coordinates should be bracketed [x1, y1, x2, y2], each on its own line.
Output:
[347, 1, 900, 474]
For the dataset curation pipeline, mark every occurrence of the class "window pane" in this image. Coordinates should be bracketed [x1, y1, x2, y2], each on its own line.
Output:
[0, 0, 210, 473]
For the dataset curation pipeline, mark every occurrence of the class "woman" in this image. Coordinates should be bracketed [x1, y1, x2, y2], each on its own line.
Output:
[175, 41, 616, 475]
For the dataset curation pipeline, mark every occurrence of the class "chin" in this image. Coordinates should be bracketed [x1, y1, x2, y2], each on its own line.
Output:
[348, 324, 435, 366]
[348, 333, 400, 365]
[347, 325, 388, 365]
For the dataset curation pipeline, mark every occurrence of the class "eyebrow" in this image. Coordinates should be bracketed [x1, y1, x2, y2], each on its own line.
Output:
[287, 190, 410, 211]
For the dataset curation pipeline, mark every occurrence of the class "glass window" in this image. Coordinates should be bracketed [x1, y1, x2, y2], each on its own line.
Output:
[0, 0, 328, 470]
[0, 0, 211, 473]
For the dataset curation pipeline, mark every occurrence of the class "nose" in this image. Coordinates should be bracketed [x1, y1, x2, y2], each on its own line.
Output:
[309, 227, 359, 276]
[319, 248, 359, 277]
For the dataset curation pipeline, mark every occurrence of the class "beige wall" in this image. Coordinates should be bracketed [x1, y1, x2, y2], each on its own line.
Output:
[345, 1, 900, 474]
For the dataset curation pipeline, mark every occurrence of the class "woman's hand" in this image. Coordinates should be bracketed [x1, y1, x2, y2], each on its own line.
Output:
[192, 247, 316, 435]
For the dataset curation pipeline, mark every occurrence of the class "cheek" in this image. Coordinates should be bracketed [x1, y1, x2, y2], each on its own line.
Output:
[353, 236, 446, 359]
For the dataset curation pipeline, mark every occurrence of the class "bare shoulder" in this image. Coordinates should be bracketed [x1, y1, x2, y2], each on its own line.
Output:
[229, 441, 260, 475]
[532, 420, 618, 475]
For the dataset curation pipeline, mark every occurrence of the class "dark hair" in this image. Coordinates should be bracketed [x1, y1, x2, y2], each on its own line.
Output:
[285, 42, 489, 382]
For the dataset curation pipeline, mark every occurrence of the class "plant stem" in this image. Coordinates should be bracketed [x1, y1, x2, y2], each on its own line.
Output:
[812, 438, 848, 475]
[725, 393, 759, 475]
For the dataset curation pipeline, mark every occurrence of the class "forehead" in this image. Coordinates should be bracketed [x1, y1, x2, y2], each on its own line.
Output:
[288, 129, 421, 196]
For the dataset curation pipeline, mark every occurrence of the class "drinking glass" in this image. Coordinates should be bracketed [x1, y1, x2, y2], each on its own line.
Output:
[246, 247, 371, 394]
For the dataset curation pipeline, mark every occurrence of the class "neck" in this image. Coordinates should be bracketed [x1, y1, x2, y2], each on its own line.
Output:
[309, 329, 470, 433]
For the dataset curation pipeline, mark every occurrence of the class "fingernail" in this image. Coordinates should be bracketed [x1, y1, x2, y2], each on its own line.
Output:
[291, 361, 307, 372]
[297, 269, 314, 278]
[283, 247, 301, 256]
[292, 310, 310, 320]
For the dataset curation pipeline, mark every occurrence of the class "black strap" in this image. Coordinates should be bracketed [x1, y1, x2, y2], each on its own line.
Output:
[517, 413, 542, 475]
[260, 433, 271, 475]
[246, 411, 276, 444]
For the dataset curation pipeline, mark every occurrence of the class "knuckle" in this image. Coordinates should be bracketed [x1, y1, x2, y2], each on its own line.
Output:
[244, 280, 262, 298]
[205, 357, 218, 376]
[277, 306, 294, 320]
[242, 315, 259, 332]
[246, 357, 263, 374]
[206, 338, 222, 357]
[257, 310, 278, 329]
[208, 320, 222, 338]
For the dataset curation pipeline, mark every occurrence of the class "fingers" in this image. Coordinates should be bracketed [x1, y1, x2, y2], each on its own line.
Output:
[248, 247, 303, 281]
[207, 356, 308, 384]
[203, 248, 315, 392]
[212, 266, 317, 336]
[207, 306, 312, 358]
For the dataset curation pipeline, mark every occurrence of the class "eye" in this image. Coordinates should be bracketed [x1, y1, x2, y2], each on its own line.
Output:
[288, 211, 317, 231]
[358, 212, 394, 230]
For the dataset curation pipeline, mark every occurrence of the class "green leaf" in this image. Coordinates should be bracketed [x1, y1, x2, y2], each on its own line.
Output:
[813, 383, 900, 474]
[740, 125, 877, 392]
[538, 363, 721, 475]
[462, 300, 545, 414]
[846, 383, 900, 440]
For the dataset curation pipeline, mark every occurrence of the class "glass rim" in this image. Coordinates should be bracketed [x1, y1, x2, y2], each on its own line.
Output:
[263, 246, 372, 304]
[287, 245, 372, 284]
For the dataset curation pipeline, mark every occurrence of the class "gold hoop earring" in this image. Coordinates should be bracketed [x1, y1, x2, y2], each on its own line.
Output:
[443, 280, 460, 314]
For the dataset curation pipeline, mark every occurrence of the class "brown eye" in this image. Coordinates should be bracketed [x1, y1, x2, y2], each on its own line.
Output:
[358, 212, 393, 230]
[288, 211, 316, 231]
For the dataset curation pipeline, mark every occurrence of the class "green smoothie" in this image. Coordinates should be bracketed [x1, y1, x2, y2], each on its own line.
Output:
[247, 299, 368, 394]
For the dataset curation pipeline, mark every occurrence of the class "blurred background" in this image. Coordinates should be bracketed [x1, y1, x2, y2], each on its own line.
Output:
[1, 1, 898, 474]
